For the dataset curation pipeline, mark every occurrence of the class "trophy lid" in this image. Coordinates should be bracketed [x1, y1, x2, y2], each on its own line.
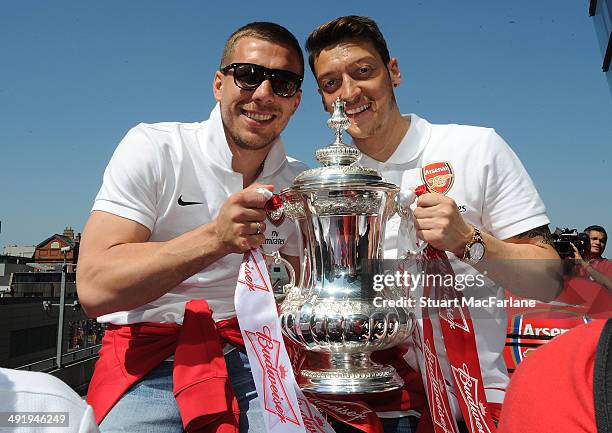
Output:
[291, 98, 394, 189]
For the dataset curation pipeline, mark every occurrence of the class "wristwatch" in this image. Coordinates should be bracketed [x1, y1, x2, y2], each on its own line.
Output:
[462, 226, 485, 264]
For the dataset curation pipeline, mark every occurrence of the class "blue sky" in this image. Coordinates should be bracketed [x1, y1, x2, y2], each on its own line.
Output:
[1, 1, 611, 247]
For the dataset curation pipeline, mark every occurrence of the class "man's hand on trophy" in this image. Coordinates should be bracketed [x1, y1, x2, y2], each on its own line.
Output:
[413, 192, 472, 256]
[212, 184, 273, 254]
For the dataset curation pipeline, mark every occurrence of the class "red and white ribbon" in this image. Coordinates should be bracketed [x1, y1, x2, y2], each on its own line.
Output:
[400, 185, 497, 433]
[235, 248, 335, 433]
[420, 248, 496, 433]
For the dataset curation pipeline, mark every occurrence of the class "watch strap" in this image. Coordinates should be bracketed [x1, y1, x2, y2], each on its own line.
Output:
[462, 226, 483, 260]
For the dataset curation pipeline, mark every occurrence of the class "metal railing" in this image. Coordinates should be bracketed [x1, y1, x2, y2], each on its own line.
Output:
[4, 254, 104, 373]
[17, 344, 101, 373]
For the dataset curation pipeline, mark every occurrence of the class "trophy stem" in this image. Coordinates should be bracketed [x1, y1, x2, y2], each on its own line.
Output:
[299, 352, 404, 394]
[278, 97, 413, 395]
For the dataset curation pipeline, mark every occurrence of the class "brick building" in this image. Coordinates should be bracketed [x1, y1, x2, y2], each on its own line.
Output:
[33, 227, 80, 272]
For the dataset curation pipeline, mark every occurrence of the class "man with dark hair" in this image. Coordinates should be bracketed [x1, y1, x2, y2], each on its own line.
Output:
[78, 22, 305, 432]
[567, 225, 612, 299]
[584, 225, 608, 260]
[306, 15, 561, 433]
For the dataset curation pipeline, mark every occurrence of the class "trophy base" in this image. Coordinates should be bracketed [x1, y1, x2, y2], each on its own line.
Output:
[299, 361, 404, 394]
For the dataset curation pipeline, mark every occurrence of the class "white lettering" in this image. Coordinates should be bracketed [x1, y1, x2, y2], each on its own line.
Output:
[419, 298, 460, 309]
[523, 323, 570, 337]
[310, 399, 368, 422]
[373, 274, 384, 291]
[453, 364, 490, 433]
[372, 297, 415, 308]
[424, 166, 448, 175]
[424, 342, 449, 430]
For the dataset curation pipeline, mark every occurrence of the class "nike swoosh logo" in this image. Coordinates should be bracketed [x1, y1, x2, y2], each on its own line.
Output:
[177, 195, 203, 206]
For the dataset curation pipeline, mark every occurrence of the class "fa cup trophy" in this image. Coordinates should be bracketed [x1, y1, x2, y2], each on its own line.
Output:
[273, 98, 414, 394]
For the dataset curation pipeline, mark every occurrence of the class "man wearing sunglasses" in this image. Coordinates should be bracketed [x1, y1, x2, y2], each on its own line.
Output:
[306, 16, 561, 433]
[78, 22, 305, 433]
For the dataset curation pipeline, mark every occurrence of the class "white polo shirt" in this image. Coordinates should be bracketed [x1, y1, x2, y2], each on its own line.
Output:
[361, 114, 549, 415]
[92, 104, 307, 324]
[0, 368, 99, 433]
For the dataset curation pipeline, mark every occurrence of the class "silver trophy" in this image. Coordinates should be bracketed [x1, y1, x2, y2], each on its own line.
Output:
[273, 98, 414, 394]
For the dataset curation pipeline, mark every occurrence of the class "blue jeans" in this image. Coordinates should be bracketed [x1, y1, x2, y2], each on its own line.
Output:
[330, 415, 419, 433]
[382, 417, 468, 433]
[380, 416, 420, 433]
[100, 350, 265, 433]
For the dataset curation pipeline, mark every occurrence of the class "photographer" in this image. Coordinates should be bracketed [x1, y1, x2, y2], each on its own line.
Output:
[558, 225, 612, 319]
[499, 230, 612, 432]
[570, 225, 612, 292]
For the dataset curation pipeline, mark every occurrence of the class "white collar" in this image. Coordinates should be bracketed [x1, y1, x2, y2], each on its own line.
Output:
[359, 113, 431, 168]
[199, 103, 288, 177]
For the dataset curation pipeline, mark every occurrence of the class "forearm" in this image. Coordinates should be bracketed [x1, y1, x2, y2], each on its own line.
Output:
[77, 223, 227, 317]
[582, 264, 612, 292]
[465, 232, 563, 302]
[411, 194, 562, 301]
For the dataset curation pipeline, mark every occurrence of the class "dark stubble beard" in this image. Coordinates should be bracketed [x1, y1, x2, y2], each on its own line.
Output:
[228, 128, 275, 151]
[221, 108, 278, 151]
[349, 94, 397, 143]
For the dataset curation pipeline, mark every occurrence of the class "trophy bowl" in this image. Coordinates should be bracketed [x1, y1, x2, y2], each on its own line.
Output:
[275, 98, 414, 394]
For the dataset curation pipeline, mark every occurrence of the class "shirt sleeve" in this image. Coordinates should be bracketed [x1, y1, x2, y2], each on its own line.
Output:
[479, 130, 550, 240]
[92, 124, 161, 231]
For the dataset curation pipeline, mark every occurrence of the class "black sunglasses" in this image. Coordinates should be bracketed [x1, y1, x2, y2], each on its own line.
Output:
[220, 63, 303, 98]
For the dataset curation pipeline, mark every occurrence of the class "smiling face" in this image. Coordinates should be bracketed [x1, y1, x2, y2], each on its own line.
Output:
[313, 40, 401, 144]
[213, 37, 302, 152]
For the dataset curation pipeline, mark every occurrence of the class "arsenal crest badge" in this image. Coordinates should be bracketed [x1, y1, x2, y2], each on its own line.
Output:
[421, 161, 454, 195]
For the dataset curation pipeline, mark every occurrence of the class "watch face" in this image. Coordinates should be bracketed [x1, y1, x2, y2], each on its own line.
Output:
[469, 242, 485, 261]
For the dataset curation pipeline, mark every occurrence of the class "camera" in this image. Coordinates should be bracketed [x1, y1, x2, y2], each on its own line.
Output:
[551, 228, 590, 259]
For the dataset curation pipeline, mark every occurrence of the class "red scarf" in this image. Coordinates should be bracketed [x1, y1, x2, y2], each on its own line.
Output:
[87, 300, 244, 433]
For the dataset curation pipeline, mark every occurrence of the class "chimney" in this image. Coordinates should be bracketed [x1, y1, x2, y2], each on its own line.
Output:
[63, 226, 75, 239]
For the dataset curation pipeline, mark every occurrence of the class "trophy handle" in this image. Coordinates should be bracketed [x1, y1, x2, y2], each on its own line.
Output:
[264, 250, 296, 301]
[395, 195, 428, 258]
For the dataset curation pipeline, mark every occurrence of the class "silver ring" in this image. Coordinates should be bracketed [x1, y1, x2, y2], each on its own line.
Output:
[255, 221, 263, 235]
